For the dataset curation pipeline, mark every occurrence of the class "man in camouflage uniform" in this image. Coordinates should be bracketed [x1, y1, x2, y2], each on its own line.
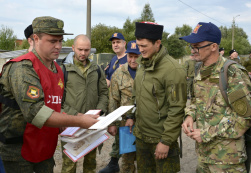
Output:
[129, 22, 187, 173]
[184, 55, 196, 100]
[243, 51, 251, 75]
[181, 22, 251, 173]
[61, 34, 108, 173]
[229, 49, 241, 64]
[99, 40, 140, 173]
[0, 16, 99, 173]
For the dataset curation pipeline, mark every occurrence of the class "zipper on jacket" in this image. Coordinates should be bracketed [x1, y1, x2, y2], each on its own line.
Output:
[138, 70, 146, 124]
[152, 83, 161, 119]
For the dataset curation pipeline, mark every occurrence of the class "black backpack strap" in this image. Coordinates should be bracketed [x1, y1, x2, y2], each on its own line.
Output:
[219, 60, 237, 108]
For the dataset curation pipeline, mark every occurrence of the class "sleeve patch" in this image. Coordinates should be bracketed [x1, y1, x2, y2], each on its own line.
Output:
[26, 86, 40, 99]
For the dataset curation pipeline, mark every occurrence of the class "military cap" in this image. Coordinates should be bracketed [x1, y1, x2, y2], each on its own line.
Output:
[32, 16, 73, 35]
[125, 40, 140, 55]
[135, 21, 163, 40]
[229, 49, 237, 56]
[219, 47, 224, 52]
[109, 33, 125, 41]
[24, 24, 33, 39]
[179, 22, 221, 45]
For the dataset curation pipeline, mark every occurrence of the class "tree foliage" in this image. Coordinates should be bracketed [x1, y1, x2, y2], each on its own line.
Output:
[219, 26, 251, 55]
[15, 39, 29, 50]
[91, 23, 122, 53]
[166, 34, 186, 59]
[140, 3, 155, 22]
[63, 38, 74, 47]
[0, 25, 17, 51]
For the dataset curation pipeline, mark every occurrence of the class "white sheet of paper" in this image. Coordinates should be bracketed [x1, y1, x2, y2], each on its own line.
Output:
[61, 128, 105, 143]
[63, 134, 109, 162]
[60, 111, 103, 137]
[60, 127, 80, 137]
[88, 105, 134, 130]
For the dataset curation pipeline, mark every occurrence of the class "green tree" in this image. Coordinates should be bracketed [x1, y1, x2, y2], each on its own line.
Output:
[166, 34, 186, 59]
[140, 3, 155, 22]
[219, 26, 251, 55]
[63, 38, 74, 47]
[15, 39, 29, 50]
[91, 23, 122, 53]
[0, 25, 17, 51]
[174, 24, 192, 37]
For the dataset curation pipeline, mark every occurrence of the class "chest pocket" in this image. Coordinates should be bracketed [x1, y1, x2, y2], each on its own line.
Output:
[118, 74, 133, 97]
[204, 84, 227, 126]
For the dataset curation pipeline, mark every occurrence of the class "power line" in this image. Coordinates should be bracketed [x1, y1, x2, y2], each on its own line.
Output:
[178, 0, 227, 26]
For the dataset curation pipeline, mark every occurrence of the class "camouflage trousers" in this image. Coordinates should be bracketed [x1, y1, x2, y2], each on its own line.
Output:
[196, 162, 247, 173]
[109, 125, 136, 173]
[61, 141, 96, 173]
[2, 157, 54, 173]
[136, 138, 180, 173]
[186, 77, 194, 98]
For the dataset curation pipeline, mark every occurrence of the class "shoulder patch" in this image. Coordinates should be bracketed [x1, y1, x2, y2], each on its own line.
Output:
[26, 86, 40, 99]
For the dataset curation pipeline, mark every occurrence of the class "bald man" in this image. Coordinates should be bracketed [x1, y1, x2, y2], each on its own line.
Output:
[60, 34, 108, 173]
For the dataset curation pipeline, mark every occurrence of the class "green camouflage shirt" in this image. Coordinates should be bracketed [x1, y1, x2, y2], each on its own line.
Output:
[185, 56, 251, 164]
[0, 49, 56, 161]
[184, 59, 196, 78]
[109, 63, 134, 125]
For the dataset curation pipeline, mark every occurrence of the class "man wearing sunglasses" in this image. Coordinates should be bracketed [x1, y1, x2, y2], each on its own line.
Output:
[181, 22, 251, 172]
[105, 33, 127, 87]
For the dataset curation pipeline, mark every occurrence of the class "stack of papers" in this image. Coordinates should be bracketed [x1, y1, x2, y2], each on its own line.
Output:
[61, 106, 134, 162]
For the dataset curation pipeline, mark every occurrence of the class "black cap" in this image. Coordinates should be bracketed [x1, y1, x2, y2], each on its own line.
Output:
[219, 47, 224, 52]
[229, 49, 237, 56]
[135, 22, 163, 40]
[24, 24, 33, 39]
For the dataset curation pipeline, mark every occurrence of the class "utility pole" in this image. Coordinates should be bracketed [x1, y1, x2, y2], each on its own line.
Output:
[232, 15, 240, 49]
[86, 0, 91, 40]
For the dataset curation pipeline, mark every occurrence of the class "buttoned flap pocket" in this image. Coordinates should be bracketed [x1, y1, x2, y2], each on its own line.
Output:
[228, 89, 251, 117]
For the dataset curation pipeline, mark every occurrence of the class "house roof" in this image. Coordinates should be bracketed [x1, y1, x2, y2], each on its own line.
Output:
[0, 47, 96, 59]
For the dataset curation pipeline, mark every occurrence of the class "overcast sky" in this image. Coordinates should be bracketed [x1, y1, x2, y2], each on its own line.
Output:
[1, 0, 251, 44]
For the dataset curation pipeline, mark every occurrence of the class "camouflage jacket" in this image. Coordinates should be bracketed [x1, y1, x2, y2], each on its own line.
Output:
[132, 46, 187, 146]
[0, 49, 56, 161]
[109, 63, 134, 126]
[185, 56, 251, 164]
[184, 59, 196, 78]
[243, 57, 251, 72]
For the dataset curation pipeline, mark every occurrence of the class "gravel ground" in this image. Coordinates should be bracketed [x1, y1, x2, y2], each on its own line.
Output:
[54, 130, 197, 173]
[54, 101, 197, 173]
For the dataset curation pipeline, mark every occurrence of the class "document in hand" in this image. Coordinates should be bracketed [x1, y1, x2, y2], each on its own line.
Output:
[88, 105, 134, 129]
[63, 129, 107, 156]
[64, 133, 109, 162]
[119, 126, 136, 154]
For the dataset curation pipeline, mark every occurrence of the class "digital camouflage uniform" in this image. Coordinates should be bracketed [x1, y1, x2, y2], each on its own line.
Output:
[184, 59, 196, 99]
[108, 62, 136, 173]
[61, 54, 108, 173]
[0, 49, 57, 173]
[243, 56, 251, 72]
[131, 46, 187, 173]
[185, 55, 251, 172]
